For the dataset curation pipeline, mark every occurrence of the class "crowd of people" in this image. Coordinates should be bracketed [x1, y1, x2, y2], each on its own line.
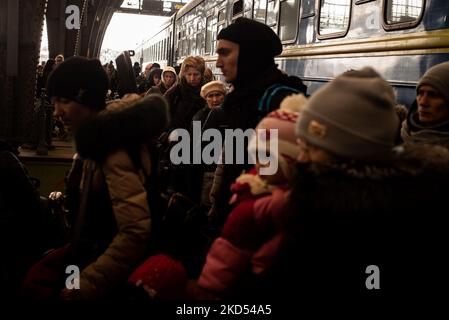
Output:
[1, 17, 449, 303]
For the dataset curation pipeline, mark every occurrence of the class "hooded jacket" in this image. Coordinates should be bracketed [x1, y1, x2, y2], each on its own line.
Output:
[66, 95, 169, 300]
[205, 67, 307, 227]
[147, 67, 178, 96]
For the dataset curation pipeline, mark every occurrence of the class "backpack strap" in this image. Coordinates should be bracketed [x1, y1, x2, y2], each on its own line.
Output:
[258, 84, 301, 120]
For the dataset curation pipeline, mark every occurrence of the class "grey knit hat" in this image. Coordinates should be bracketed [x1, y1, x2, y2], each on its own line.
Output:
[296, 67, 399, 160]
[417, 61, 449, 105]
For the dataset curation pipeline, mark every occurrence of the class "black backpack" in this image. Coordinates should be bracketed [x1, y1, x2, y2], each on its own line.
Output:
[257, 83, 302, 120]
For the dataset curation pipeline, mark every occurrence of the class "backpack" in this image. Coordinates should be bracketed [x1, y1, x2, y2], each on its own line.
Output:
[257, 83, 302, 120]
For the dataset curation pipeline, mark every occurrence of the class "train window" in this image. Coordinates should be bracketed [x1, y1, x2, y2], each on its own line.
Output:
[178, 39, 183, 58]
[245, 0, 252, 11]
[318, 0, 351, 37]
[159, 41, 162, 61]
[384, 0, 424, 28]
[205, 15, 217, 54]
[254, 0, 267, 23]
[182, 38, 189, 57]
[190, 34, 196, 54]
[279, 0, 300, 42]
[166, 38, 169, 57]
[266, 0, 279, 28]
[165, 38, 168, 57]
[217, 23, 225, 35]
[218, 9, 226, 23]
[159, 41, 162, 60]
[196, 33, 203, 55]
[232, 0, 244, 17]
[217, 8, 226, 37]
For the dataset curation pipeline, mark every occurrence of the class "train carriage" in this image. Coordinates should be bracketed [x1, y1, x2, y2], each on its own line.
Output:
[135, 0, 449, 105]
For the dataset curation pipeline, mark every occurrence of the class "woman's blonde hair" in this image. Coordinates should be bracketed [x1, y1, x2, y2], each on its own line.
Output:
[179, 56, 205, 78]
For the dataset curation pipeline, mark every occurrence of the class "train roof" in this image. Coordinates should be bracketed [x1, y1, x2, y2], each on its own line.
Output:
[176, 0, 204, 19]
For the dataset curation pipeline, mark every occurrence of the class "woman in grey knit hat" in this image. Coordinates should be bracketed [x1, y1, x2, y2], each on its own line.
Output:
[295, 67, 399, 163]
[280, 67, 449, 298]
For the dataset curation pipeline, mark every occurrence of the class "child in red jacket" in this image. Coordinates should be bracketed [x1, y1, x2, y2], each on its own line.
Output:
[197, 94, 307, 297]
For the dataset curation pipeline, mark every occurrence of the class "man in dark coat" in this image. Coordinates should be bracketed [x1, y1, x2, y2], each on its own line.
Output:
[206, 17, 307, 226]
[400, 61, 449, 147]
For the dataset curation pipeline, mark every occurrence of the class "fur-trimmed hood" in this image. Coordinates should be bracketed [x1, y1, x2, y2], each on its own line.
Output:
[75, 94, 169, 162]
[283, 143, 449, 296]
[289, 143, 449, 215]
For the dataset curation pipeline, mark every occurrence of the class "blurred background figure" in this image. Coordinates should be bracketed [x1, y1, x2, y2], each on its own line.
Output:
[133, 61, 141, 79]
[146, 66, 177, 96]
[54, 54, 64, 68]
[203, 68, 215, 83]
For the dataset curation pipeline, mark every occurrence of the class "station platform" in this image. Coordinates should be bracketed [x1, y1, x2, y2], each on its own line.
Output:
[18, 139, 75, 196]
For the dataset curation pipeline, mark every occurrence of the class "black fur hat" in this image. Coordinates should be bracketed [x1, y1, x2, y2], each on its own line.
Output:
[47, 56, 109, 110]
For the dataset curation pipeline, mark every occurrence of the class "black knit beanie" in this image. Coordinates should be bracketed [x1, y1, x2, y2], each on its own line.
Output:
[47, 56, 109, 110]
[217, 18, 282, 88]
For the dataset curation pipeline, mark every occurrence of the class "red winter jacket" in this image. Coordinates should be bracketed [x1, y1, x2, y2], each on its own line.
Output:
[198, 170, 290, 296]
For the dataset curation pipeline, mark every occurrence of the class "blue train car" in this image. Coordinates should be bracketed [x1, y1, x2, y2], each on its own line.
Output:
[136, 0, 449, 105]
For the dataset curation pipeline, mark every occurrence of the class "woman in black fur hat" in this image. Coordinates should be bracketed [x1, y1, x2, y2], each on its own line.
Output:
[23, 57, 169, 301]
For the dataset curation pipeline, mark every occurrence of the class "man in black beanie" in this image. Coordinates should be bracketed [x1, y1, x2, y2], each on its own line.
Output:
[205, 18, 307, 227]
[23, 57, 169, 301]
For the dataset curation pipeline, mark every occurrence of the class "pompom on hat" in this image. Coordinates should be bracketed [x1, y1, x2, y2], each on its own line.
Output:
[128, 254, 187, 300]
[249, 94, 307, 178]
